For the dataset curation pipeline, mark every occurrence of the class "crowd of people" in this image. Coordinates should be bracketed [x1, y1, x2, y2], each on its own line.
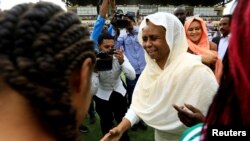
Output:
[0, 0, 249, 141]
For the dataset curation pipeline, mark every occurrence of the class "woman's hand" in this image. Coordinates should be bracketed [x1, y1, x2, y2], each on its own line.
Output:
[100, 118, 131, 141]
[100, 127, 123, 141]
[173, 103, 205, 127]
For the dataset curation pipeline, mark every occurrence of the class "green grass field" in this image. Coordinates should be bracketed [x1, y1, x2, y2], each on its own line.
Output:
[81, 116, 154, 141]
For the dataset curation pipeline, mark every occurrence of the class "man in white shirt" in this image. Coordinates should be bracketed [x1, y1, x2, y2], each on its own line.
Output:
[212, 15, 231, 61]
[92, 33, 135, 141]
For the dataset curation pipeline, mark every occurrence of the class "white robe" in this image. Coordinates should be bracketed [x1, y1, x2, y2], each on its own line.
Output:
[128, 12, 218, 141]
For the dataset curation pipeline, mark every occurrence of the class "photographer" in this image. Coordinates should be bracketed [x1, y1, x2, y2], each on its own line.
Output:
[91, 0, 115, 51]
[81, 0, 119, 132]
[80, 0, 111, 133]
[92, 33, 135, 141]
[113, 12, 147, 130]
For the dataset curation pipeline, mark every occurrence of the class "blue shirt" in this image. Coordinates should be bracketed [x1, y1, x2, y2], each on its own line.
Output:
[115, 27, 146, 74]
[90, 15, 106, 51]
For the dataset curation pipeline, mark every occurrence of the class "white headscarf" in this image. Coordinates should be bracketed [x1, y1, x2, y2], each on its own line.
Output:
[138, 12, 188, 68]
[131, 12, 218, 139]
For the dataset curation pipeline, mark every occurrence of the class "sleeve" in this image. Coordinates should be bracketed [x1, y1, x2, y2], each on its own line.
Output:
[90, 15, 106, 46]
[124, 108, 140, 126]
[91, 72, 99, 95]
[121, 55, 136, 80]
[115, 35, 124, 50]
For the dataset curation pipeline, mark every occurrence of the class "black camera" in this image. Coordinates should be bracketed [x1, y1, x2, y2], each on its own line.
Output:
[111, 10, 130, 28]
[95, 49, 116, 71]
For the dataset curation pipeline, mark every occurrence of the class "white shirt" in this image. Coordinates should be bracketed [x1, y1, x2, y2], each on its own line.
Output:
[218, 34, 230, 59]
[91, 55, 136, 101]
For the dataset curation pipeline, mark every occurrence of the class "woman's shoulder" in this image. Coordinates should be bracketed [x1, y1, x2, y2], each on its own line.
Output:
[170, 53, 204, 74]
[178, 53, 203, 65]
[177, 53, 215, 76]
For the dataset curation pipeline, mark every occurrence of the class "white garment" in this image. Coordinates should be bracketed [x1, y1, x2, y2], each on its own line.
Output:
[218, 34, 230, 59]
[92, 55, 136, 101]
[125, 12, 218, 141]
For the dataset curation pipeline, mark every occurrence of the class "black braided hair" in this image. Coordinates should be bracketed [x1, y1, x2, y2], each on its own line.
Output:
[0, 2, 95, 141]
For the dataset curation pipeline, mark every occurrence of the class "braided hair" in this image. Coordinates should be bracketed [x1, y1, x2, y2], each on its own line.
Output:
[0, 2, 95, 141]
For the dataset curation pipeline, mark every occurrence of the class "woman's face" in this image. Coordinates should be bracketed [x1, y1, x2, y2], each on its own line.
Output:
[187, 20, 202, 44]
[142, 21, 170, 68]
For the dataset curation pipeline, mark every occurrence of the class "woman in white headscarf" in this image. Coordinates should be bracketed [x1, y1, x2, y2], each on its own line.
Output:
[101, 12, 218, 141]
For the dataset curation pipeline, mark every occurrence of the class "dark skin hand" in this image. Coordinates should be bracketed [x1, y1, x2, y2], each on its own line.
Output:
[172, 103, 205, 127]
[114, 49, 124, 65]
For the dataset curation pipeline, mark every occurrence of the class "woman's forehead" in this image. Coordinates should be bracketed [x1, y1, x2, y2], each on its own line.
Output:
[142, 23, 166, 34]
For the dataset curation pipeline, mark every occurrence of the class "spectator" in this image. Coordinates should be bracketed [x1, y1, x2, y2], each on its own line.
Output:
[212, 15, 232, 60]
[114, 11, 148, 131]
[184, 17, 223, 83]
[92, 33, 135, 141]
[212, 15, 232, 82]
[91, 0, 115, 51]
[174, 5, 187, 25]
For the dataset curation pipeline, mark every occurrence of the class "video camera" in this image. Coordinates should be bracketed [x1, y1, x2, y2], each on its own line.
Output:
[111, 10, 130, 28]
[95, 48, 116, 71]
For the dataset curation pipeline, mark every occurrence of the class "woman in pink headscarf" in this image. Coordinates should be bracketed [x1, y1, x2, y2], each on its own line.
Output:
[184, 17, 223, 83]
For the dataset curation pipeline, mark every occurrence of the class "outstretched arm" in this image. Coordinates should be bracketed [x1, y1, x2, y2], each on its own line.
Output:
[99, 0, 109, 18]
[109, 0, 116, 16]
[100, 118, 131, 141]
[91, 0, 109, 48]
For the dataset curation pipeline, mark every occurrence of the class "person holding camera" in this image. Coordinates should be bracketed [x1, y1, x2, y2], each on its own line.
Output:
[112, 12, 147, 131]
[79, 0, 115, 133]
[92, 33, 135, 141]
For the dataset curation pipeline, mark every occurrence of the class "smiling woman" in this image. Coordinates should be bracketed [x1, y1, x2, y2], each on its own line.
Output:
[184, 17, 223, 83]
[186, 20, 203, 44]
